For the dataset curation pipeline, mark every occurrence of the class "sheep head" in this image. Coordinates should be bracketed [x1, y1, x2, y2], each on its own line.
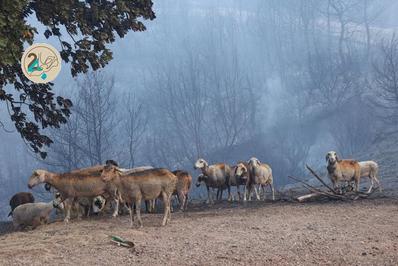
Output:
[194, 158, 208, 170]
[195, 174, 207, 187]
[248, 157, 261, 167]
[101, 162, 122, 182]
[28, 170, 47, 189]
[92, 196, 106, 213]
[326, 151, 339, 164]
[52, 192, 64, 210]
[235, 163, 248, 178]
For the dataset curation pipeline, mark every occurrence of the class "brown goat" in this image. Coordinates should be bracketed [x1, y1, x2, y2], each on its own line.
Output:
[8, 192, 34, 217]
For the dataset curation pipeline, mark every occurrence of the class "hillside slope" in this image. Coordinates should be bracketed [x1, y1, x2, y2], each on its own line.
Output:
[1, 199, 398, 265]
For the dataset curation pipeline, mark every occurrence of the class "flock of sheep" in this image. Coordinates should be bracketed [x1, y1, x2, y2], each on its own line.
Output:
[8, 151, 381, 230]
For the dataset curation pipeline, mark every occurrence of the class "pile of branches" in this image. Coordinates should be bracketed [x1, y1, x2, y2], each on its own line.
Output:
[289, 165, 375, 202]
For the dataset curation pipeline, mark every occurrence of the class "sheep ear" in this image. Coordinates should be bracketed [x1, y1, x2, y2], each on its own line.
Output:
[336, 155, 341, 162]
[256, 159, 260, 165]
[325, 155, 329, 162]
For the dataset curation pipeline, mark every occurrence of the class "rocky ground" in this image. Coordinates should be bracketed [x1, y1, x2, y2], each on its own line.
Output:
[1, 196, 398, 266]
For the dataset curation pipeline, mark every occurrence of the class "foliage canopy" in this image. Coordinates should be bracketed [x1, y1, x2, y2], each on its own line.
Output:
[0, 0, 155, 158]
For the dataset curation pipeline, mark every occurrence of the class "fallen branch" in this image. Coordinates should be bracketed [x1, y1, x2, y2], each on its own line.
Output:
[305, 164, 337, 194]
[287, 165, 378, 202]
[297, 193, 322, 202]
[287, 176, 344, 200]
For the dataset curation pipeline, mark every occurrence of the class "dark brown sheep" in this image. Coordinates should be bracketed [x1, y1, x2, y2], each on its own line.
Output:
[8, 192, 34, 217]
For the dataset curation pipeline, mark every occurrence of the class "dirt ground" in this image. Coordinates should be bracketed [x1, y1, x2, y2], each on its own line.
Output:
[0, 198, 398, 266]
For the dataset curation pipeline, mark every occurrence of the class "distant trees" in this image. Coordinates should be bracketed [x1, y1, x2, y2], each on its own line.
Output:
[124, 93, 148, 168]
[372, 35, 398, 128]
[143, 21, 258, 167]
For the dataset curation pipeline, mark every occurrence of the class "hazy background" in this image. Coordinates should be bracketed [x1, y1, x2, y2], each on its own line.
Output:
[1, 0, 398, 219]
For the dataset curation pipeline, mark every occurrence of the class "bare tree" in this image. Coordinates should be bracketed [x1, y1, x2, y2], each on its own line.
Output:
[74, 72, 118, 165]
[41, 72, 119, 169]
[124, 93, 148, 168]
[147, 54, 208, 164]
[44, 113, 82, 171]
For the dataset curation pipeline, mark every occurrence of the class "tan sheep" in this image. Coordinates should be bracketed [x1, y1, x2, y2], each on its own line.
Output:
[100, 162, 177, 227]
[172, 170, 192, 211]
[194, 158, 232, 203]
[326, 151, 361, 192]
[358, 161, 382, 193]
[229, 162, 249, 201]
[12, 193, 64, 230]
[27, 162, 120, 222]
[247, 157, 275, 201]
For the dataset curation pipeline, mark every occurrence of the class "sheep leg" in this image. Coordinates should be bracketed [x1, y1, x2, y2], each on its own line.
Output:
[86, 203, 91, 218]
[271, 183, 275, 201]
[260, 185, 265, 201]
[243, 185, 248, 201]
[112, 197, 119, 218]
[184, 193, 189, 210]
[64, 198, 73, 223]
[374, 176, 382, 192]
[367, 177, 374, 194]
[245, 184, 253, 201]
[332, 180, 338, 193]
[135, 198, 143, 228]
[248, 184, 255, 201]
[128, 204, 134, 228]
[254, 185, 260, 200]
[75, 200, 83, 220]
[237, 185, 241, 201]
[227, 185, 232, 202]
[31, 217, 41, 230]
[206, 185, 212, 204]
[167, 193, 172, 223]
[354, 179, 359, 192]
[217, 188, 224, 201]
[161, 191, 170, 226]
[180, 195, 186, 212]
[145, 200, 150, 213]
[178, 191, 185, 211]
[170, 197, 174, 213]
